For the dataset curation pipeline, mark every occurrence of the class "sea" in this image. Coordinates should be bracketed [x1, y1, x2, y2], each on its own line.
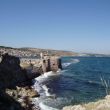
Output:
[32, 56, 110, 110]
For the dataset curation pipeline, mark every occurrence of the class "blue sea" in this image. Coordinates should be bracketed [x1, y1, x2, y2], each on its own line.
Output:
[33, 57, 110, 110]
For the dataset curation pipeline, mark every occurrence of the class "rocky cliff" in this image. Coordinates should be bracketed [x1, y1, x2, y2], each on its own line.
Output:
[0, 53, 28, 88]
[0, 53, 40, 110]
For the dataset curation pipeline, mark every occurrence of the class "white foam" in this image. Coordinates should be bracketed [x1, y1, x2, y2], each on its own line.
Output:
[44, 70, 62, 77]
[39, 102, 59, 110]
[39, 97, 73, 110]
[42, 85, 53, 97]
[32, 59, 80, 110]
[62, 59, 80, 68]
[62, 62, 72, 67]
[34, 70, 61, 84]
[33, 70, 62, 96]
[71, 59, 80, 63]
[33, 70, 62, 110]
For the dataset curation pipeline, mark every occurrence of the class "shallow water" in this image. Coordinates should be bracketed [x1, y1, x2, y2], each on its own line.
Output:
[33, 57, 110, 110]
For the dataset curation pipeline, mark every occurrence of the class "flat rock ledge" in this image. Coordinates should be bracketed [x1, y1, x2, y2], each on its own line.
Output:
[63, 95, 110, 110]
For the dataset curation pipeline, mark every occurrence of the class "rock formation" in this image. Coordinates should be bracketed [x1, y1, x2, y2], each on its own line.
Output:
[0, 53, 29, 88]
[0, 53, 62, 110]
[41, 57, 62, 72]
[0, 53, 40, 110]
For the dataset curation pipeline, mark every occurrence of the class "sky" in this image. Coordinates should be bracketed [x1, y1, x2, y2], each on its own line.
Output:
[0, 0, 110, 54]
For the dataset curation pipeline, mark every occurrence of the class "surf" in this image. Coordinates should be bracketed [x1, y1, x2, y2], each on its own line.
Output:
[32, 70, 62, 110]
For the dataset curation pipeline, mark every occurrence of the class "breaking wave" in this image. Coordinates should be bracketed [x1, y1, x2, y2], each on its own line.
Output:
[62, 59, 80, 68]
[32, 70, 63, 110]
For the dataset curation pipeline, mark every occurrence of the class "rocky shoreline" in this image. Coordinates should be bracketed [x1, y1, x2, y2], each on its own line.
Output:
[0, 52, 63, 110]
[63, 95, 110, 110]
[1, 46, 109, 110]
[0, 53, 41, 110]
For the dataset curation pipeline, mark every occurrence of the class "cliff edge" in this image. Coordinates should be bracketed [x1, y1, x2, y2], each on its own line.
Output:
[0, 53, 40, 110]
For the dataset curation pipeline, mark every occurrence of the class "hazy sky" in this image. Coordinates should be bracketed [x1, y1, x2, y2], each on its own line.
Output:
[0, 0, 110, 54]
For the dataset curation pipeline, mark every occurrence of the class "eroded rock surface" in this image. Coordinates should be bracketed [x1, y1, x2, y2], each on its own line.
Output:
[0, 53, 40, 110]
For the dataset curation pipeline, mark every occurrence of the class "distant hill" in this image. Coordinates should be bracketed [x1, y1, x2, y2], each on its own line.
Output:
[20, 47, 78, 56]
[78, 53, 110, 57]
[0, 46, 77, 57]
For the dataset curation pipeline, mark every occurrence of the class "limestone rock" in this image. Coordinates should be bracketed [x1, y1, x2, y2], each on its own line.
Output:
[0, 90, 25, 110]
[63, 105, 86, 110]
[63, 95, 110, 110]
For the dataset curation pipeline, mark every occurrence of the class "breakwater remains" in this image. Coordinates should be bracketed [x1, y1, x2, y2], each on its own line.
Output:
[20, 55, 62, 78]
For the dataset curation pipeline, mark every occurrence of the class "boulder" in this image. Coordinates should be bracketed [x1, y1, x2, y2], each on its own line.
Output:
[0, 90, 25, 110]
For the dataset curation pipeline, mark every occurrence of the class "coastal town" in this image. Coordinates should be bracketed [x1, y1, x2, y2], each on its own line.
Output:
[0, 46, 77, 58]
[0, 46, 39, 58]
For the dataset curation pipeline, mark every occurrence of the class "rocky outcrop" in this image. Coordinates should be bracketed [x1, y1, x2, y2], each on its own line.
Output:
[0, 53, 62, 110]
[63, 95, 110, 110]
[21, 56, 62, 73]
[0, 53, 40, 110]
[0, 90, 25, 110]
[0, 53, 29, 88]
[41, 57, 62, 72]
[5, 86, 39, 110]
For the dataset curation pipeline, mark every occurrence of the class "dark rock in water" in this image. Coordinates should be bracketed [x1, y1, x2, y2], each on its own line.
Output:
[57, 58, 62, 70]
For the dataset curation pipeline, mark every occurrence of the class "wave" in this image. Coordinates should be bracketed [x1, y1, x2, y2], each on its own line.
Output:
[71, 59, 80, 63]
[32, 70, 62, 110]
[62, 62, 72, 68]
[62, 59, 80, 68]
[39, 96, 74, 110]
[42, 85, 56, 97]
[43, 70, 62, 78]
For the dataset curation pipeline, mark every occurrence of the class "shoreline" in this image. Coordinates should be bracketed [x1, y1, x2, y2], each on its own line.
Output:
[32, 69, 110, 110]
[0, 51, 110, 110]
[0, 52, 63, 110]
[63, 95, 110, 110]
[32, 70, 62, 110]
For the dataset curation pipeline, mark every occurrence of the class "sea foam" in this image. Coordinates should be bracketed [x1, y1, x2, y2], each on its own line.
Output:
[62, 59, 80, 68]
[33, 70, 62, 110]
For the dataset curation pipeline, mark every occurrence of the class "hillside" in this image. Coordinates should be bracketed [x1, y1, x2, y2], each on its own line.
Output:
[0, 46, 77, 57]
[21, 47, 77, 56]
